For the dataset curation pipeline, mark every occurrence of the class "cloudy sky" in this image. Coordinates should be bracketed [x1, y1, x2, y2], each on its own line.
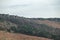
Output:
[0, 0, 60, 18]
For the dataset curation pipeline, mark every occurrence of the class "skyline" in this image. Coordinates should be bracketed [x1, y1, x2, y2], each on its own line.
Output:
[0, 0, 60, 18]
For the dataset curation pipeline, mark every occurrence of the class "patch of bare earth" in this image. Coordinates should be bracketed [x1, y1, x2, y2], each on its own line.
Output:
[0, 31, 53, 40]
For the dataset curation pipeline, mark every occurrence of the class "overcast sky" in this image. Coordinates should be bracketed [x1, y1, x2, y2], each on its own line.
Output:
[0, 0, 60, 18]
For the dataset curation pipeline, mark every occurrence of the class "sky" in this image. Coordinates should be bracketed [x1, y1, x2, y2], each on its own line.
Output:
[0, 0, 60, 18]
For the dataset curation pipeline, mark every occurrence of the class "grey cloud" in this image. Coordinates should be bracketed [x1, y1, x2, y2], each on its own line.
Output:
[52, 0, 60, 6]
[0, 0, 60, 18]
[0, 4, 30, 9]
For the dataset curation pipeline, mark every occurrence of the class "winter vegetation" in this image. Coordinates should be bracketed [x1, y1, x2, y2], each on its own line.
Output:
[0, 14, 60, 40]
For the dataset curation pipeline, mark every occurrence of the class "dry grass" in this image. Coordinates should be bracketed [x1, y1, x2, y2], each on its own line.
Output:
[0, 31, 53, 40]
[32, 20, 60, 28]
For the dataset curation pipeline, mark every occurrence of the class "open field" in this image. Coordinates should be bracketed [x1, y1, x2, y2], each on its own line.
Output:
[0, 31, 53, 40]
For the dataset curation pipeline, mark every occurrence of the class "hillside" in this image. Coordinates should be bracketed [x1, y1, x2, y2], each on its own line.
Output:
[31, 20, 60, 28]
[0, 14, 60, 40]
[0, 31, 52, 40]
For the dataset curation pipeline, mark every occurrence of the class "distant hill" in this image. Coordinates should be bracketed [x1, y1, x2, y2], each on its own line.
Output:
[0, 14, 60, 40]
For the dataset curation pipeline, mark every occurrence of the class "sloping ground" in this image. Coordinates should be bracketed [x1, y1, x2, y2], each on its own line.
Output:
[0, 31, 53, 40]
[32, 20, 60, 28]
[0, 21, 17, 27]
[0, 14, 60, 40]
[0, 21, 18, 32]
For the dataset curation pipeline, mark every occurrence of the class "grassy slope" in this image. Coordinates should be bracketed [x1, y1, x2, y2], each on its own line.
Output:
[0, 31, 53, 40]
[0, 14, 60, 40]
[31, 20, 60, 28]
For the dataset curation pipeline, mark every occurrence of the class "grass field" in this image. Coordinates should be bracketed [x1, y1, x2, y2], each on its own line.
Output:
[0, 31, 53, 40]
